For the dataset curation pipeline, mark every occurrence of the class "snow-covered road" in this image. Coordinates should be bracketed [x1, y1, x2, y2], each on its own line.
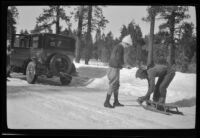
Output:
[7, 61, 196, 129]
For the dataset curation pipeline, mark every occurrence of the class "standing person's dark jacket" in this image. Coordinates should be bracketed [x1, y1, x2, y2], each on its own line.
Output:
[109, 44, 124, 69]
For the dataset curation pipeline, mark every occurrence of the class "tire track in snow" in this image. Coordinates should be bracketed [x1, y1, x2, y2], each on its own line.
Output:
[26, 88, 172, 128]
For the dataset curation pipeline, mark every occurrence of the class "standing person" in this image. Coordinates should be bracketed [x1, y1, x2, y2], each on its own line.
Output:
[135, 64, 176, 104]
[104, 35, 133, 108]
[7, 40, 12, 78]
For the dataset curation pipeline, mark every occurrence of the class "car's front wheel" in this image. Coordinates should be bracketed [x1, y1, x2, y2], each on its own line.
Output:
[26, 61, 37, 84]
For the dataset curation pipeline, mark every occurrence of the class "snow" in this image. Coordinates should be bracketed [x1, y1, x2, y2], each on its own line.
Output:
[84, 63, 196, 103]
[7, 60, 196, 129]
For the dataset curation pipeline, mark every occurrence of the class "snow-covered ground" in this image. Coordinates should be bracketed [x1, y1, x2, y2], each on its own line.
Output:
[7, 60, 196, 129]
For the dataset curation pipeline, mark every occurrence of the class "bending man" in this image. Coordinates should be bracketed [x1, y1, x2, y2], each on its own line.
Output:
[135, 64, 176, 104]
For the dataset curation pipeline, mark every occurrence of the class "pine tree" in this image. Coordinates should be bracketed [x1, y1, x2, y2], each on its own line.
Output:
[153, 31, 169, 64]
[94, 28, 102, 60]
[24, 29, 29, 34]
[31, 24, 41, 34]
[36, 6, 71, 34]
[20, 29, 24, 34]
[92, 6, 109, 32]
[101, 31, 114, 63]
[159, 6, 190, 66]
[127, 20, 143, 65]
[119, 25, 128, 41]
[71, 6, 109, 64]
[7, 6, 18, 41]
[142, 6, 163, 68]
[84, 6, 93, 65]
[180, 22, 195, 60]
[83, 6, 109, 64]
[75, 6, 84, 63]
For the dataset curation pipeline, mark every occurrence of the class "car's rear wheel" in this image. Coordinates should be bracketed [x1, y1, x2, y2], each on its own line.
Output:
[26, 61, 37, 84]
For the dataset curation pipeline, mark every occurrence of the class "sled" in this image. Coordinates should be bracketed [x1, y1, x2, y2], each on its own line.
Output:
[136, 99, 184, 115]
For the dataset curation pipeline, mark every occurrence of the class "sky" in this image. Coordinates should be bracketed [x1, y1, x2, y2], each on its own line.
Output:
[15, 6, 196, 39]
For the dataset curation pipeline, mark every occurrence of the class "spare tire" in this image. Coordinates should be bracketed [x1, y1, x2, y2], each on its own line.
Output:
[49, 54, 72, 75]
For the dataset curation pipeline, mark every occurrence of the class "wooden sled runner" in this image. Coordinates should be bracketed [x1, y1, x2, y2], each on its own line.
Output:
[137, 99, 184, 115]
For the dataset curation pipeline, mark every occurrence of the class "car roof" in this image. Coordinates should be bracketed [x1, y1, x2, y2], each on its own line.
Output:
[14, 33, 75, 40]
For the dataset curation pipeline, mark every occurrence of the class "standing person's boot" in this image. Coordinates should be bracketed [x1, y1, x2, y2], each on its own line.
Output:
[137, 96, 144, 104]
[113, 92, 124, 107]
[104, 94, 114, 108]
[158, 97, 165, 104]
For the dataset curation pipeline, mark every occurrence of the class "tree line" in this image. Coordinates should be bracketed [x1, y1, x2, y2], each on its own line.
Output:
[7, 6, 196, 73]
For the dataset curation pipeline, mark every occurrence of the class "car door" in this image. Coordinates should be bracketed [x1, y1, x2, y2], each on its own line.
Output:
[10, 35, 31, 68]
[30, 35, 46, 64]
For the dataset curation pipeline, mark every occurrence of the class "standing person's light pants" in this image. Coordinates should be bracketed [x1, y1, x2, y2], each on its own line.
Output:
[107, 67, 120, 96]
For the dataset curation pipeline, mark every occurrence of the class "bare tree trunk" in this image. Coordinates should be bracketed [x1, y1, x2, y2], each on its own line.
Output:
[85, 6, 93, 65]
[167, 11, 176, 66]
[56, 6, 60, 34]
[147, 9, 155, 68]
[137, 44, 142, 63]
[75, 6, 84, 63]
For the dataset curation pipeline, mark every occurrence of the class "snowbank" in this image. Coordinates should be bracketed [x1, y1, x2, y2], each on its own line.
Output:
[7, 73, 29, 86]
[74, 61, 196, 103]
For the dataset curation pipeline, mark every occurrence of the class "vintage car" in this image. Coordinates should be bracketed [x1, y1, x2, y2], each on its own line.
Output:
[9, 33, 77, 85]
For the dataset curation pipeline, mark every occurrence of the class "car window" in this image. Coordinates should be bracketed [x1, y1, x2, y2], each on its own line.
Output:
[49, 37, 57, 47]
[13, 36, 29, 48]
[13, 37, 20, 48]
[32, 36, 39, 48]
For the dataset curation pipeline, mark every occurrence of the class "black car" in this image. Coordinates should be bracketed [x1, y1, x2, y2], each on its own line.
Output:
[9, 33, 77, 85]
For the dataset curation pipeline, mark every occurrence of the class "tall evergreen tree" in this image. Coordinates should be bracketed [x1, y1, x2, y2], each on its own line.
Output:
[92, 6, 109, 32]
[127, 20, 143, 65]
[72, 6, 108, 63]
[36, 6, 71, 34]
[119, 25, 128, 41]
[20, 29, 29, 35]
[94, 28, 102, 60]
[20, 29, 24, 34]
[143, 6, 163, 68]
[31, 24, 42, 34]
[7, 6, 18, 41]
[179, 22, 195, 60]
[75, 6, 84, 63]
[159, 6, 190, 66]
[82, 6, 109, 64]
[101, 31, 114, 62]
[84, 6, 93, 65]
[24, 29, 29, 34]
